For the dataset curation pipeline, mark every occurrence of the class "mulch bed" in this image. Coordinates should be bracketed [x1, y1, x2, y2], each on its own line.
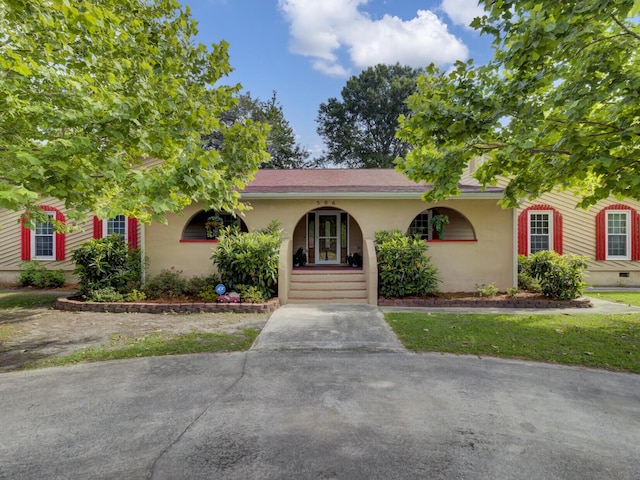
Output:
[379, 291, 592, 308]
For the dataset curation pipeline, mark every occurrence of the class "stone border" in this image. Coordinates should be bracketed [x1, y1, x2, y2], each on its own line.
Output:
[55, 297, 280, 314]
[378, 297, 592, 308]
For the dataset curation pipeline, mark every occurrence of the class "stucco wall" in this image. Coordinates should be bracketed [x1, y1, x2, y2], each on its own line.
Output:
[144, 197, 514, 292]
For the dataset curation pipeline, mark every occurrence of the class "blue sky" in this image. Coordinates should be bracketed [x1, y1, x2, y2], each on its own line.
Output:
[186, 0, 494, 158]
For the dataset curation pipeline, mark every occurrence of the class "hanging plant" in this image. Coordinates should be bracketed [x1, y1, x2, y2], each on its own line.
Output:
[429, 214, 449, 240]
[205, 215, 224, 239]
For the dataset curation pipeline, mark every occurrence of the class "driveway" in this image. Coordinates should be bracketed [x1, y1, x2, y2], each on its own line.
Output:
[1, 303, 639, 479]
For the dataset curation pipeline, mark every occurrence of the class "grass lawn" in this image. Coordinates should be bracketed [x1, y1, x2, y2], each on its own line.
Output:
[385, 312, 640, 373]
[0, 292, 60, 309]
[587, 291, 640, 307]
[24, 329, 259, 370]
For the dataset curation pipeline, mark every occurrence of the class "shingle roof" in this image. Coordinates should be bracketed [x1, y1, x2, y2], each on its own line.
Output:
[241, 169, 502, 195]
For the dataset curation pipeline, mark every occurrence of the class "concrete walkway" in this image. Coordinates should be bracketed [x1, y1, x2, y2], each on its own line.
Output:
[252, 303, 405, 352]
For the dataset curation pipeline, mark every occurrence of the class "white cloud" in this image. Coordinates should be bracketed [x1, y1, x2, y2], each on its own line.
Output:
[278, 0, 468, 77]
[439, 0, 486, 29]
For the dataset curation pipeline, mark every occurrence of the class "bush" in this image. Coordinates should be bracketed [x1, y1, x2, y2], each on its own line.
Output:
[374, 230, 439, 298]
[19, 261, 66, 288]
[475, 282, 499, 297]
[197, 284, 219, 302]
[143, 269, 188, 299]
[73, 235, 143, 297]
[87, 287, 125, 303]
[211, 223, 281, 300]
[517, 254, 541, 292]
[236, 284, 267, 303]
[526, 250, 588, 300]
[185, 274, 220, 296]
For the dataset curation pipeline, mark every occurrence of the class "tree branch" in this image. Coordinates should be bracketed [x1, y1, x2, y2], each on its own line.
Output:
[610, 14, 640, 42]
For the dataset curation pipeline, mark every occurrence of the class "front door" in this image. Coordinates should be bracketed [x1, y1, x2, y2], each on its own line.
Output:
[316, 212, 340, 264]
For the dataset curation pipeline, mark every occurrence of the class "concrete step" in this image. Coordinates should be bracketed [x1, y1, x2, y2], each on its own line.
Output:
[289, 281, 366, 291]
[287, 297, 369, 305]
[288, 289, 367, 300]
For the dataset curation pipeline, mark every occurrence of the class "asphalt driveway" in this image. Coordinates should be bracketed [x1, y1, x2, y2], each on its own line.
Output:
[1, 303, 639, 479]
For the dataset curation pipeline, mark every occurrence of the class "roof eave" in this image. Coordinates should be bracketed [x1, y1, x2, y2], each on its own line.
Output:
[239, 191, 504, 200]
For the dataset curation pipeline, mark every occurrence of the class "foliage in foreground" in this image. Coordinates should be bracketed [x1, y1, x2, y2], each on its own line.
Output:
[1, 0, 268, 223]
[23, 329, 259, 370]
[72, 235, 143, 301]
[19, 261, 65, 288]
[520, 251, 588, 300]
[396, 0, 639, 209]
[374, 230, 439, 298]
[386, 312, 640, 373]
[212, 222, 282, 299]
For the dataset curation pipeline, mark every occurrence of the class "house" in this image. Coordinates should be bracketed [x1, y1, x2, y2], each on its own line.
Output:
[0, 169, 516, 303]
[516, 191, 640, 287]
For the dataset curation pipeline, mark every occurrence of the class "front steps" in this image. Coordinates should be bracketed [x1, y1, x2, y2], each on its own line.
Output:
[287, 269, 368, 304]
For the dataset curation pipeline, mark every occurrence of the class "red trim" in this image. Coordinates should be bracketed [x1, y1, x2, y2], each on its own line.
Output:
[93, 216, 102, 238]
[518, 204, 563, 256]
[21, 205, 66, 261]
[596, 204, 640, 261]
[127, 218, 138, 249]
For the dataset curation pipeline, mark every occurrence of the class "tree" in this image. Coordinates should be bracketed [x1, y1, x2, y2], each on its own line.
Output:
[396, 0, 640, 208]
[316, 64, 423, 168]
[0, 0, 269, 225]
[204, 92, 311, 169]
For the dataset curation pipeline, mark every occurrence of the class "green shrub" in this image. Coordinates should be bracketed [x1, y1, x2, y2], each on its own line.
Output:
[197, 285, 219, 302]
[517, 254, 541, 292]
[211, 223, 281, 299]
[143, 269, 188, 299]
[185, 274, 220, 296]
[526, 250, 588, 300]
[73, 235, 143, 297]
[236, 284, 266, 303]
[475, 282, 499, 297]
[87, 287, 125, 303]
[124, 289, 147, 302]
[374, 230, 439, 298]
[507, 287, 518, 297]
[19, 261, 66, 288]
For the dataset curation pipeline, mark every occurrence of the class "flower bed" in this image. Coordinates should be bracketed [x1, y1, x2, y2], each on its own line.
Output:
[55, 296, 280, 314]
[379, 292, 591, 308]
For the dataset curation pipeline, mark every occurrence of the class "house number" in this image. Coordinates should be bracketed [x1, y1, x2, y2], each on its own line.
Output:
[317, 200, 336, 206]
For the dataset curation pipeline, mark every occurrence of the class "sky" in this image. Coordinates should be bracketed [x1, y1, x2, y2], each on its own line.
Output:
[185, 0, 494, 159]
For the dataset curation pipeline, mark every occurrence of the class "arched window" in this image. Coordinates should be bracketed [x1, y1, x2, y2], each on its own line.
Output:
[93, 216, 139, 249]
[21, 205, 66, 261]
[408, 207, 476, 241]
[518, 205, 563, 255]
[181, 210, 248, 241]
[595, 204, 640, 261]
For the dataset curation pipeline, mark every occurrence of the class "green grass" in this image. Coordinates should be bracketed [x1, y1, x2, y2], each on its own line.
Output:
[0, 292, 60, 309]
[23, 329, 259, 370]
[385, 312, 640, 373]
[587, 291, 640, 307]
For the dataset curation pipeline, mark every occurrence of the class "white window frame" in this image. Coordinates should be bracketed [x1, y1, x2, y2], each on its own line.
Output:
[606, 210, 631, 260]
[102, 215, 128, 241]
[409, 210, 433, 240]
[31, 211, 56, 260]
[528, 210, 553, 255]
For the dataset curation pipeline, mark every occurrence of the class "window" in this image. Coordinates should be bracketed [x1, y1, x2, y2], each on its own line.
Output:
[528, 211, 552, 254]
[595, 205, 639, 261]
[518, 205, 563, 256]
[33, 212, 55, 260]
[93, 215, 138, 249]
[21, 205, 66, 261]
[408, 211, 433, 240]
[606, 211, 630, 260]
[181, 210, 248, 241]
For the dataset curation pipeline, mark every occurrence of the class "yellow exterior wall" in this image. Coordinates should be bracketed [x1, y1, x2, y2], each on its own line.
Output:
[144, 197, 515, 293]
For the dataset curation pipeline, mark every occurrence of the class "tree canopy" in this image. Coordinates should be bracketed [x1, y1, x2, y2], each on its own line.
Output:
[396, 0, 640, 208]
[204, 92, 311, 169]
[316, 64, 423, 168]
[0, 0, 269, 225]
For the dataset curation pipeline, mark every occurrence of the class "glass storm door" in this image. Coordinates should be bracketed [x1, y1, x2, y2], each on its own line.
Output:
[316, 213, 340, 264]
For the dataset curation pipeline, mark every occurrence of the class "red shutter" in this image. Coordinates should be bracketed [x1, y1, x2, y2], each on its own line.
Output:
[633, 211, 640, 261]
[517, 211, 528, 255]
[553, 211, 563, 255]
[21, 216, 31, 261]
[93, 216, 103, 238]
[595, 208, 606, 260]
[127, 218, 138, 249]
[54, 209, 65, 261]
